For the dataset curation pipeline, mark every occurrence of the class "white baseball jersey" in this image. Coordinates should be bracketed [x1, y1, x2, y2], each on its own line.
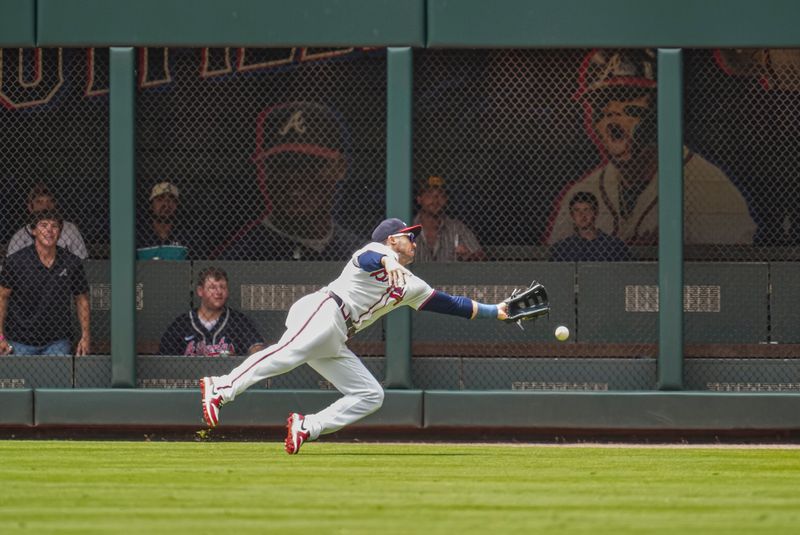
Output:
[326, 242, 434, 333]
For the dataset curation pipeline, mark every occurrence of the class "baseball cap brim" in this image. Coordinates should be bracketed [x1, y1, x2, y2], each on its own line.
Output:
[396, 224, 422, 238]
[253, 143, 342, 161]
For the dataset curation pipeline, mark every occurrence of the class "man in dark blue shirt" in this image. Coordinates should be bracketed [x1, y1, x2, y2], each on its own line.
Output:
[550, 192, 631, 262]
[159, 267, 265, 356]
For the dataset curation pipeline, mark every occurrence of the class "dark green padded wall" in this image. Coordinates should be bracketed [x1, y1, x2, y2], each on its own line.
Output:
[770, 263, 800, 344]
[0, 0, 35, 45]
[684, 263, 768, 343]
[427, 0, 800, 47]
[37, 0, 425, 46]
[136, 261, 193, 353]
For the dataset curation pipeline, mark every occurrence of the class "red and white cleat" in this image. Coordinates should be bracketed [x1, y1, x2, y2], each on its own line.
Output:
[285, 412, 310, 454]
[200, 377, 223, 428]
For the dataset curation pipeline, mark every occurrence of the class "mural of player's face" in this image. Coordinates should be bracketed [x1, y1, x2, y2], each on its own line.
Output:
[263, 152, 345, 220]
[593, 93, 654, 163]
[197, 276, 229, 312]
[416, 187, 447, 216]
[570, 201, 597, 232]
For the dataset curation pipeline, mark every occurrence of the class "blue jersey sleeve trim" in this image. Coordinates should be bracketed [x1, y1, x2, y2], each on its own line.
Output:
[418, 290, 473, 319]
[357, 251, 385, 272]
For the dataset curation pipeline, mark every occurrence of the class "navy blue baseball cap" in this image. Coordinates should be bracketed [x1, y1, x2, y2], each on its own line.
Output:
[371, 218, 422, 243]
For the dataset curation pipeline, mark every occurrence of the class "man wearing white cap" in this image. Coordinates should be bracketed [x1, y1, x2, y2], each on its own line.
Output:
[137, 181, 191, 260]
[201, 217, 511, 454]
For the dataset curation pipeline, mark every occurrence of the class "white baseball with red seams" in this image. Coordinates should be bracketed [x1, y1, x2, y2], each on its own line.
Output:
[207, 242, 434, 442]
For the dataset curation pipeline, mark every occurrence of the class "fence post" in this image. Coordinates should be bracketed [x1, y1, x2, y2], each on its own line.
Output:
[109, 47, 137, 388]
[384, 47, 414, 389]
[657, 48, 684, 390]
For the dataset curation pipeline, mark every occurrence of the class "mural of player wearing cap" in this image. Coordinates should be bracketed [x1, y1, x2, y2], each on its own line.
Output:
[545, 49, 756, 247]
[713, 49, 800, 245]
[213, 101, 362, 261]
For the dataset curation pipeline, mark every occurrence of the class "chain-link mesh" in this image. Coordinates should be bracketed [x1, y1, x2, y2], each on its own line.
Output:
[4, 46, 800, 394]
[135, 48, 387, 389]
[411, 49, 657, 391]
[683, 48, 800, 390]
[0, 48, 110, 388]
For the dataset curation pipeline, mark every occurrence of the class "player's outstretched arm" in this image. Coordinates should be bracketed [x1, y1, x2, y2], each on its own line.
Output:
[421, 291, 508, 321]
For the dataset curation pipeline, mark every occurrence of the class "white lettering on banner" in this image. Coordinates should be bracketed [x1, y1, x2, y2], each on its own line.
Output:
[1, 46, 377, 109]
[241, 284, 322, 311]
[624, 285, 721, 313]
[0, 48, 64, 109]
[139, 47, 172, 88]
[85, 48, 109, 96]
[237, 47, 296, 71]
[200, 47, 233, 79]
[90, 283, 146, 312]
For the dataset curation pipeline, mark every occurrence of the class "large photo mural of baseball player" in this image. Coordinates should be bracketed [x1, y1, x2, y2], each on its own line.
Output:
[545, 49, 756, 249]
[7, 47, 796, 265]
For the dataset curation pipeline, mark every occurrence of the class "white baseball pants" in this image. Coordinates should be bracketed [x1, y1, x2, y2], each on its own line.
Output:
[211, 292, 384, 439]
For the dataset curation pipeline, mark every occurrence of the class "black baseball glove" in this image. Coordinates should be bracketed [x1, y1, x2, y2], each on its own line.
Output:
[503, 281, 550, 323]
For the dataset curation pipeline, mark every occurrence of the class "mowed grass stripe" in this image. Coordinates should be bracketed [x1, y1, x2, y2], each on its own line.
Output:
[0, 442, 798, 534]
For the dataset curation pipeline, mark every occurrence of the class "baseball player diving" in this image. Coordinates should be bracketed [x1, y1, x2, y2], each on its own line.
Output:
[201, 218, 519, 454]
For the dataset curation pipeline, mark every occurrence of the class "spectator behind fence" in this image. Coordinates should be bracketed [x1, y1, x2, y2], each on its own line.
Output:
[137, 181, 192, 260]
[413, 175, 486, 262]
[0, 210, 90, 356]
[545, 49, 756, 247]
[214, 102, 362, 261]
[550, 192, 631, 261]
[159, 267, 266, 356]
[7, 182, 88, 259]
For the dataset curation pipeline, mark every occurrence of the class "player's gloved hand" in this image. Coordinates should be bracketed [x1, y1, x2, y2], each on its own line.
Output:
[383, 256, 412, 288]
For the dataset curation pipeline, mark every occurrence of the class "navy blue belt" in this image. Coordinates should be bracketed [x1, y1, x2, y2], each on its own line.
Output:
[327, 291, 355, 337]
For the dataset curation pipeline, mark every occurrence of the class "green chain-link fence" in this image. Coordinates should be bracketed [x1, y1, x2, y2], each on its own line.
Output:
[1, 46, 798, 393]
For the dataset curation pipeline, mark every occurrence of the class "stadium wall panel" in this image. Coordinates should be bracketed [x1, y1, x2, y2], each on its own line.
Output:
[0, 0, 35, 46]
[37, 0, 425, 47]
[0, 389, 33, 426]
[33, 389, 423, 428]
[427, 0, 800, 48]
[423, 391, 800, 430]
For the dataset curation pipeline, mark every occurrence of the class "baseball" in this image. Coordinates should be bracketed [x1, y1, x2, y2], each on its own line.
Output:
[555, 325, 570, 341]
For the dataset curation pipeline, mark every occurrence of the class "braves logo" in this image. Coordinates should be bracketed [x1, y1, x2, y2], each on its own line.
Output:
[185, 338, 235, 357]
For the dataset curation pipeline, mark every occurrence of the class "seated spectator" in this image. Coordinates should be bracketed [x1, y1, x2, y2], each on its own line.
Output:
[137, 181, 191, 260]
[550, 192, 631, 261]
[0, 209, 91, 356]
[159, 267, 266, 356]
[214, 101, 362, 261]
[413, 175, 485, 262]
[7, 182, 88, 259]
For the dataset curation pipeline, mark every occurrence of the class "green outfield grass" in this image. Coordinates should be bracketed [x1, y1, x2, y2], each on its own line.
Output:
[0, 441, 798, 534]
